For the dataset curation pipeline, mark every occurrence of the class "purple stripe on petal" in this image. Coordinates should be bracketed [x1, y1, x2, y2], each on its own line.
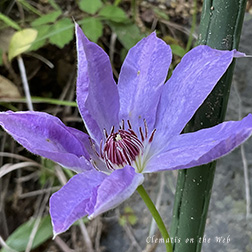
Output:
[118, 32, 172, 132]
[0, 111, 91, 172]
[87, 165, 144, 219]
[75, 23, 120, 144]
[144, 114, 252, 173]
[154, 46, 245, 149]
[50, 171, 107, 237]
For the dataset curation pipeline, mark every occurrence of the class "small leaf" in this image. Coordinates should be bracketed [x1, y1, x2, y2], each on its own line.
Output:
[120, 48, 128, 62]
[29, 25, 51, 51]
[170, 44, 186, 57]
[118, 216, 126, 226]
[49, 18, 74, 48]
[0, 13, 21, 30]
[128, 214, 138, 225]
[162, 34, 179, 45]
[79, 0, 103, 14]
[8, 29, 38, 61]
[153, 7, 169, 20]
[1, 215, 53, 252]
[18, 0, 42, 16]
[124, 206, 133, 213]
[118, 206, 138, 227]
[31, 10, 62, 26]
[109, 22, 144, 50]
[99, 5, 128, 23]
[47, 0, 62, 11]
[81, 17, 103, 42]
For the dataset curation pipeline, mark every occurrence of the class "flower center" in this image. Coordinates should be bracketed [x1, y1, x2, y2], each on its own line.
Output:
[103, 129, 143, 170]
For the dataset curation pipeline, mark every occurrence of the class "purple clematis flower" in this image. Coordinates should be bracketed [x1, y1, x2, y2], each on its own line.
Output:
[0, 24, 252, 237]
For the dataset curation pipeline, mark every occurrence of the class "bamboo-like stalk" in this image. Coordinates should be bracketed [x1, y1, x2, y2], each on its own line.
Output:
[170, 1, 247, 251]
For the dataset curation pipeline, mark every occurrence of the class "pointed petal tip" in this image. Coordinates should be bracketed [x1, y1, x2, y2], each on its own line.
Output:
[149, 30, 157, 37]
[233, 50, 247, 58]
[52, 231, 58, 240]
[75, 21, 82, 33]
[75, 21, 90, 44]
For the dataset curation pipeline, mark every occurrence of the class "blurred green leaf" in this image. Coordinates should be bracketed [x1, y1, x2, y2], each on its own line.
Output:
[114, 0, 122, 6]
[170, 44, 186, 57]
[17, 0, 42, 16]
[79, 0, 103, 14]
[49, 18, 74, 48]
[40, 158, 56, 186]
[109, 22, 144, 50]
[81, 17, 103, 42]
[153, 7, 169, 20]
[1, 215, 52, 252]
[128, 214, 138, 225]
[31, 10, 62, 26]
[119, 206, 138, 226]
[29, 25, 51, 51]
[118, 216, 127, 226]
[0, 49, 3, 66]
[0, 13, 21, 30]
[99, 5, 128, 23]
[8, 29, 38, 61]
[124, 206, 138, 225]
[120, 47, 128, 62]
[48, 0, 62, 10]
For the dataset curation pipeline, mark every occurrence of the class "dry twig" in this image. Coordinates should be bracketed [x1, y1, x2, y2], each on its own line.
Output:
[233, 82, 251, 218]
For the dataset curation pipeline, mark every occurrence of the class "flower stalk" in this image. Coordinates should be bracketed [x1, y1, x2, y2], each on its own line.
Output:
[137, 185, 172, 252]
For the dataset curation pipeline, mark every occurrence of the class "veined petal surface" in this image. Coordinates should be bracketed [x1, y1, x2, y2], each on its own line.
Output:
[75, 23, 119, 144]
[50, 170, 107, 237]
[87, 166, 144, 219]
[154, 46, 245, 148]
[0, 111, 91, 172]
[144, 114, 252, 173]
[118, 32, 172, 132]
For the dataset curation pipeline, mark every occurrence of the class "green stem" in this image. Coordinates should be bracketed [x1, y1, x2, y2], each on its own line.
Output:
[137, 185, 173, 252]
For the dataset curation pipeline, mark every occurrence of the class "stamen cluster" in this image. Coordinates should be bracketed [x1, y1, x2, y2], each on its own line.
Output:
[103, 128, 143, 170]
[101, 120, 156, 170]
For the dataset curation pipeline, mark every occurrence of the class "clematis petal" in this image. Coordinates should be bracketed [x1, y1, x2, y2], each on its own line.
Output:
[50, 171, 107, 237]
[144, 114, 252, 173]
[67, 126, 108, 172]
[118, 32, 172, 132]
[67, 127, 94, 157]
[154, 46, 245, 148]
[0, 111, 92, 172]
[87, 165, 144, 219]
[75, 23, 119, 144]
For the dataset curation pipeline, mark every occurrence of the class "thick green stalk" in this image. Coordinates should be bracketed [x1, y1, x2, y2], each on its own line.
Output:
[170, 1, 247, 252]
[137, 185, 172, 252]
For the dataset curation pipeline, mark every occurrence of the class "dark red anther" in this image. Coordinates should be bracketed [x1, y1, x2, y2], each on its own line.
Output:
[103, 128, 143, 169]
[149, 129, 156, 143]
